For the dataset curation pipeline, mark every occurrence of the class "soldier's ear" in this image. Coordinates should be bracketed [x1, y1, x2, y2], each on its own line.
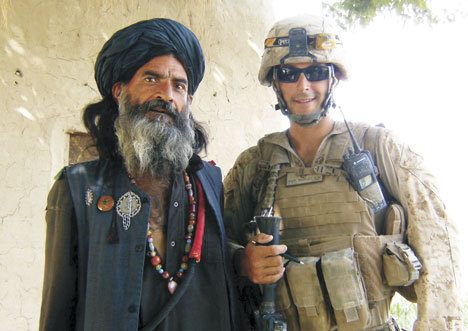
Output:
[112, 82, 122, 104]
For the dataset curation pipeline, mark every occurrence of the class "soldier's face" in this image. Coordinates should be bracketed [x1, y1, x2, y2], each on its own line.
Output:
[276, 62, 329, 116]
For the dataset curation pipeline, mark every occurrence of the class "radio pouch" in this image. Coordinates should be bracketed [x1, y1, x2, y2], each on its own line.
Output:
[384, 203, 406, 235]
[383, 242, 422, 287]
[322, 248, 370, 331]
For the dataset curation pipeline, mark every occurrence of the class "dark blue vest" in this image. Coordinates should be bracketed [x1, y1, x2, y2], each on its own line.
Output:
[65, 159, 236, 330]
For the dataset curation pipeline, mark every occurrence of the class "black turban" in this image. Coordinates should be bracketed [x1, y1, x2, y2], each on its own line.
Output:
[95, 18, 205, 97]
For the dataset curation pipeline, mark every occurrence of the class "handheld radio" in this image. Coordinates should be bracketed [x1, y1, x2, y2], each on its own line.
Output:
[341, 113, 387, 214]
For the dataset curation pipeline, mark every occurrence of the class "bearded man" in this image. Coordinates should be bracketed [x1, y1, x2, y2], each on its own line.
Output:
[40, 18, 241, 331]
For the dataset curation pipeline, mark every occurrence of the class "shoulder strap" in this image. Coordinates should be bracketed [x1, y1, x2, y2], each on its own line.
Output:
[362, 124, 383, 162]
[259, 164, 281, 214]
[253, 141, 289, 214]
[362, 125, 395, 203]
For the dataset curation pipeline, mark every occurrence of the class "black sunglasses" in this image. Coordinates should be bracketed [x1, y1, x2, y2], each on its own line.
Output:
[276, 65, 330, 83]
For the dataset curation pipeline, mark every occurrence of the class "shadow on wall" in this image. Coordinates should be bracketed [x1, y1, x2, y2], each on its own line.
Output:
[68, 131, 98, 164]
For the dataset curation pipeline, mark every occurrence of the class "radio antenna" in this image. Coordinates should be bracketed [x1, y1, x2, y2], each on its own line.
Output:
[338, 105, 361, 153]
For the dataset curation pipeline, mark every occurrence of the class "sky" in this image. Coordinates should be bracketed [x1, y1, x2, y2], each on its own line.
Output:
[273, 0, 468, 296]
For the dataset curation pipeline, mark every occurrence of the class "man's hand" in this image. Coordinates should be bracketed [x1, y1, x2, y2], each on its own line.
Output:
[238, 233, 287, 284]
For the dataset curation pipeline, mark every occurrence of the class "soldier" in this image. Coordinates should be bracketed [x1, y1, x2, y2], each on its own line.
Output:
[224, 14, 462, 330]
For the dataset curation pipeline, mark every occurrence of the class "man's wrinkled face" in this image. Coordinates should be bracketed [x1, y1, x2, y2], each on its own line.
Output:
[112, 54, 192, 123]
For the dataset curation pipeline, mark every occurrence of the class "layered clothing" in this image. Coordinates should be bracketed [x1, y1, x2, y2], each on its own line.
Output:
[40, 157, 241, 331]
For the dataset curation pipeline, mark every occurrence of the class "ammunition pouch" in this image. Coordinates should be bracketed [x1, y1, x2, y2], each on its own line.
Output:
[276, 277, 296, 329]
[277, 256, 331, 331]
[276, 235, 419, 330]
[353, 234, 402, 302]
[383, 242, 422, 287]
[382, 203, 420, 301]
[322, 248, 371, 330]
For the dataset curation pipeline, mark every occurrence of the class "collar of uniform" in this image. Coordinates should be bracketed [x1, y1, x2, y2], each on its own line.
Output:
[261, 131, 291, 150]
[261, 122, 348, 148]
[259, 122, 349, 166]
[259, 131, 293, 165]
[329, 121, 348, 135]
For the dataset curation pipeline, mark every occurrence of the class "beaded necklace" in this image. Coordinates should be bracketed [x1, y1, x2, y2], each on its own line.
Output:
[146, 171, 197, 294]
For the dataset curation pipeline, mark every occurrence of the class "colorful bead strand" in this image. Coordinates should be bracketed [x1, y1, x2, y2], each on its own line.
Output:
[146, 171, 196, 294]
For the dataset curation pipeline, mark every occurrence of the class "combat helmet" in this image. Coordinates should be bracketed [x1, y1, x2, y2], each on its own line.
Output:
[258, 14, 347, 126]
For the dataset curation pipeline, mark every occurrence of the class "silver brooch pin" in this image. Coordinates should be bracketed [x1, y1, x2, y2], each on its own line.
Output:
[116, 191, 141, 230]
[85, 188, 94, 206]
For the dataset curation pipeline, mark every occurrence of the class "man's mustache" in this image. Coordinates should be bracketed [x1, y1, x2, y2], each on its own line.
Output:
[135, 99, 179, 121]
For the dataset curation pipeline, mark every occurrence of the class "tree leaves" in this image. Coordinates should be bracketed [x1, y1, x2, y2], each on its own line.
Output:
[323, 0, 436, 28]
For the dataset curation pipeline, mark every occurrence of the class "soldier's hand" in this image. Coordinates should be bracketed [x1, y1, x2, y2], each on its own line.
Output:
[239, 233, 287, 284]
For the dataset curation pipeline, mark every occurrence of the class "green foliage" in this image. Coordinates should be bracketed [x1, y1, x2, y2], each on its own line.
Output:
[323, 0, 435, 28]
[390, 293, 417, 329]
[391, 293, 468, 329]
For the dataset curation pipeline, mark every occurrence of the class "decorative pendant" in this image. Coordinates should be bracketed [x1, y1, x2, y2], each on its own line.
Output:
[97, 195, 114, 212]
[85, 188, 94, 207]
[146, 172, 200, 295]
[116, 191, 141, 230]
[167, 278, 178, 294]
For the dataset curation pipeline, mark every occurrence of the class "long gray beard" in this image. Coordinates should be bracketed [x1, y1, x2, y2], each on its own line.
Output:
[114, 94, 195, 178]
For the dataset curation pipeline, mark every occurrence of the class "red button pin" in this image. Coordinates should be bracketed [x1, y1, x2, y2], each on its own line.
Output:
[97, 195, 114, 212]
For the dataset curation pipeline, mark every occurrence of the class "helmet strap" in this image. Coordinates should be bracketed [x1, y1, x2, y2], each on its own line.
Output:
[273, 64, 338, 127]
[272, 75, 289, 116]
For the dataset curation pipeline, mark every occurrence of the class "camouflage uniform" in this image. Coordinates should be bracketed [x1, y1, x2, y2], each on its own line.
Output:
[224, 122, 462, 330]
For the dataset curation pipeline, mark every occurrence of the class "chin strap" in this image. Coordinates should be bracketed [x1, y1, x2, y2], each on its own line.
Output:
[273, 64, 338, 127]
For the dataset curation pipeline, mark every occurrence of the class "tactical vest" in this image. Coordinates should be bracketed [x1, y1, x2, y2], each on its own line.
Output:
[252, 126, 418, 331]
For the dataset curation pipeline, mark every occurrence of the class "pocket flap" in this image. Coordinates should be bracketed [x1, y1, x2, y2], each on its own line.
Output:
[286, 257, 322, 310]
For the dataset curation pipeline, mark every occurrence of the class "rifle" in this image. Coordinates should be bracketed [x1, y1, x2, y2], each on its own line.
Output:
[251, 215, 287, 331]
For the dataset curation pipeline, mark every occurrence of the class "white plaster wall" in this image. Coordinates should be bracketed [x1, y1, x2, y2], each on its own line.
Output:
[0, 1, 283, 329]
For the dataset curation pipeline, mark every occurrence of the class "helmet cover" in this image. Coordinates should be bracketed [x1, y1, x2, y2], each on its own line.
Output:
[258, 14, 347, 86]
